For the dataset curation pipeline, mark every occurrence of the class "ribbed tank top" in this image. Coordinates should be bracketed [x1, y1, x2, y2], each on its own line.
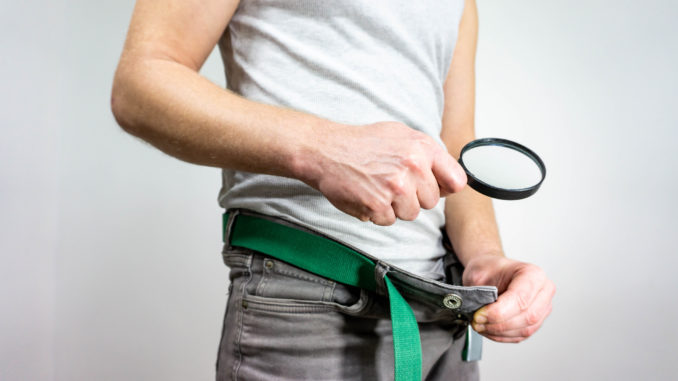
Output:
[217, 0, 465, 279]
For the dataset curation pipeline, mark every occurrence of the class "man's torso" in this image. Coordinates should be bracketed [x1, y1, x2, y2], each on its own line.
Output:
[217, 0, 466, 278]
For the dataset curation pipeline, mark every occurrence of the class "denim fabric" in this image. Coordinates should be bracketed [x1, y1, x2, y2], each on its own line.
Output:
[215, 247, 489, 380]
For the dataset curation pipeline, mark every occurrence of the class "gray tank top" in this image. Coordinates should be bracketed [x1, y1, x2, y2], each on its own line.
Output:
[218, 0, 465, 279]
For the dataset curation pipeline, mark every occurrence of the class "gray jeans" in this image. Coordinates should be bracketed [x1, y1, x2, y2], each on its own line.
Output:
[215, 244, 493, 381]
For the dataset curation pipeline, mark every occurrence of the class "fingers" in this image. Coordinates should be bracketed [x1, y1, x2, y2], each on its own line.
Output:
[431, 147, 467, 196]
[391, 185, 420, 221]
[480, 303, 553, 343]
[368, 207, 397, 226]
[473, 264, 556, 342]
[416, 166, 441, 210]
[371, 154, 442, 224]
[473, 282, 554, 339]
[390, 158, 441, 219]
[317, 122, 465, 224]
[363, 190, 398, 225]
[475, 264, 546, 324]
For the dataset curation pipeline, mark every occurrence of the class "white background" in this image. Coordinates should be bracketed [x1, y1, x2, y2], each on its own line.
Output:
[1, 0, 676, 380]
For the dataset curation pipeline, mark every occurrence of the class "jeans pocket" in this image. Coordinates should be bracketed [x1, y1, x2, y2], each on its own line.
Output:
[224, 245, 367, 314]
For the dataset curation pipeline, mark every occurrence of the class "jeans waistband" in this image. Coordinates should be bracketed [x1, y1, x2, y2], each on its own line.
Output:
[222, 208, 497, 323]
[221, 208, 498, 376]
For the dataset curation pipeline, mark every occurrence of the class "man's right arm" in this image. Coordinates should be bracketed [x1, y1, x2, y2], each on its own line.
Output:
[111, 0, 324, 178]
[111, 0, 467, 225]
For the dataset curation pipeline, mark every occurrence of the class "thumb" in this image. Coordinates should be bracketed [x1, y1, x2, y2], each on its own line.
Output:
[431, 148, 467, 196]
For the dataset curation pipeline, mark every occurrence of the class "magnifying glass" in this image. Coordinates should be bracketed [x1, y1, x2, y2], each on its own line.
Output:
[458, 138, 546, 200]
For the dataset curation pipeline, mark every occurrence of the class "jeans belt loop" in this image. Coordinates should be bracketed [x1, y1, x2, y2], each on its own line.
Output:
[222, 208, 241, 249]
[374, 261, 391, 297]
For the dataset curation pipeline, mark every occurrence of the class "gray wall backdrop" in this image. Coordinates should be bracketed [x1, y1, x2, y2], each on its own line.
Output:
[1, 0, 676, 380]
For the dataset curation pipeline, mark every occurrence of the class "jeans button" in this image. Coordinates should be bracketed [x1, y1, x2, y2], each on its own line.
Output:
[443, 293, 463, 310]
[264, 259, 274, 270]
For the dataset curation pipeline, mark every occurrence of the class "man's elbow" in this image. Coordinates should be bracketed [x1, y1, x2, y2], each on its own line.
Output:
[110, 66, 141, 135]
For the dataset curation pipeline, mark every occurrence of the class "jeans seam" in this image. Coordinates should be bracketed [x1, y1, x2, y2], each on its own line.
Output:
[232, 255, 253, 381]
[241, 290, 370, 315]
[223, 254, 251, 268]
[241, 295, 343, 313]
[215, 282, 232, 375]
[323, 281, 336, 302]
[255, 262, 269, 297]
[270, 263, 335, 286]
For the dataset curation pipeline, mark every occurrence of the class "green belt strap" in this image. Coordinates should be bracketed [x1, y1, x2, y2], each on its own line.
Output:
[222, 212, 422, 381]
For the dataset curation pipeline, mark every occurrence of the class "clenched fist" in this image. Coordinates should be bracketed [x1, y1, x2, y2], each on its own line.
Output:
[297, 121, 467, 225]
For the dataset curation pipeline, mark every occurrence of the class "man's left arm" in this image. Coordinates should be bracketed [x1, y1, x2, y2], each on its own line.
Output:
[441, 0, 555, 343]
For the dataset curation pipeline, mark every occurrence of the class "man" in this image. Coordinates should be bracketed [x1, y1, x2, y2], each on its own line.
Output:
[111, 0, 555, 379]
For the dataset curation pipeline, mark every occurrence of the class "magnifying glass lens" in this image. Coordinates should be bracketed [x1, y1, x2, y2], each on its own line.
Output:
[458, 138, 546, 200]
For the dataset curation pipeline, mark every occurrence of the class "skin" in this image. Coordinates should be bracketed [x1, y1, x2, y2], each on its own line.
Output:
[111, 0, 554, 343]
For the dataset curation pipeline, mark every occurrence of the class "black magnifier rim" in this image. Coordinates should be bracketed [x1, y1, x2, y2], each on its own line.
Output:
[458, 138, 546, 200]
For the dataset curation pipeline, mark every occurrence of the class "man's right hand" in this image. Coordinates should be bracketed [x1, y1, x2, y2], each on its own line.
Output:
[296, 121, 467, 226]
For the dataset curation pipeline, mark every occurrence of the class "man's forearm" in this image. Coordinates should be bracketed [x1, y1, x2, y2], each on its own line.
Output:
[444, 188, 504, 267]
[111, 56, 330, 180]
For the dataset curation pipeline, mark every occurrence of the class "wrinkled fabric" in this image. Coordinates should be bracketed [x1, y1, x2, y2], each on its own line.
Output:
[215, 245, 493, 381]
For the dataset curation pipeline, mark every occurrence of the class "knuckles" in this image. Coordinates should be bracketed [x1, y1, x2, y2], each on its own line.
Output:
[521, 324, 539, 338]
[363, 197, 396, 226]
[372, 214, 396, 226]
[327, 122, 452, 226]
[418, 194, 439, 210]
[400, 153, 425, 175]
[365, 198, 390, 216]
[515, 292, 531, 312]
[518, 263, 546, 281]
[384, 174, 408, 196]
[396, 207, 419, 221]
[525, 309, 541, 326]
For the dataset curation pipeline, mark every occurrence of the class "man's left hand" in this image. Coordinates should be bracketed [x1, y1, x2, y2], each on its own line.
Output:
[462, 254, 556, 343]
